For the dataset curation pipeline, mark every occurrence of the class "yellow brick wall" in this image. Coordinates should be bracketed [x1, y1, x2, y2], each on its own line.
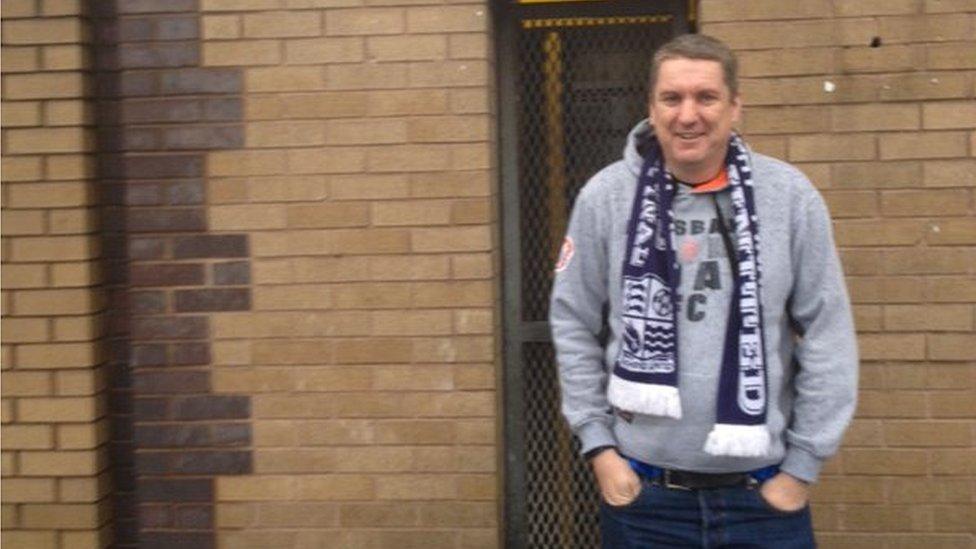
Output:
[702, 1, 976, 546]
[1, 1, 112, 548]
[195, 2, 499, 547]
[3, 1, 973, 547]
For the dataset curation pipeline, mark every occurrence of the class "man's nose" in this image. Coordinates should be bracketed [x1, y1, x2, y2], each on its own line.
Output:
[676, 99, 697, 124]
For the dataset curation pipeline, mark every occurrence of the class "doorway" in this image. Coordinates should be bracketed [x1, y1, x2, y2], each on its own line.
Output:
[496, 1, 692, 546]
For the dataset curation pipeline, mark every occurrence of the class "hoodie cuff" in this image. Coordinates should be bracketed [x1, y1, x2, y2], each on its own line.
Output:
[780, 446, 824, 484]
[576, 420, 617, 456]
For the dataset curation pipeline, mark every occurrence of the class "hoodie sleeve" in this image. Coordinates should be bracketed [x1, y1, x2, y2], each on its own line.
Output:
[549, 179, 617, 455]
[780, 192, 859, 483]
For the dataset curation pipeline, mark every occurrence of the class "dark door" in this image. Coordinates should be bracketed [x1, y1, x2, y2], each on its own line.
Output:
[496, 1, 692, 546]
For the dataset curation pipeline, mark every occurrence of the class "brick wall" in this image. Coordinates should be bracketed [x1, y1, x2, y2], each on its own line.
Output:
[1, 1, 112, 547]
[3, 0, 972, 547]
[89, 1, 256, 546]
[193, 2, 499, 548]
[702, 1, 976, 546]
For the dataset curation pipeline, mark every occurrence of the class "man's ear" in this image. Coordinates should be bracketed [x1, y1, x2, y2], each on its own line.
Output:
[731, 94, 743, 124]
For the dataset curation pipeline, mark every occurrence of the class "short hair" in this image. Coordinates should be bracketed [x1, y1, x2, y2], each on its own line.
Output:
[649, 34, 739, 98]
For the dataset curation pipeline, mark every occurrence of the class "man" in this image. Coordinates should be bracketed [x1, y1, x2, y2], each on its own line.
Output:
[550, 34, 857, 547]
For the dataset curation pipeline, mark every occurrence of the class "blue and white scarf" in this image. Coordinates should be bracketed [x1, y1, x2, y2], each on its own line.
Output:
[608, 133, 770, 458]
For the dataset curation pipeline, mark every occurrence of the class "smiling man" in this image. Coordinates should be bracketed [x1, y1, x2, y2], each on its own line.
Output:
[550, 34, 858, 548]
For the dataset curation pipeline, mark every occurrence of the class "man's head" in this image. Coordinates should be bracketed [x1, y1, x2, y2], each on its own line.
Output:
[649, 34, 739, 99]
[647, 34, 741, 183]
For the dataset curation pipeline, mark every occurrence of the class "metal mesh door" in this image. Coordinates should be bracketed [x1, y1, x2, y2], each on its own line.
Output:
[517, 16, 675, 322]
[499, 3, 689, 547]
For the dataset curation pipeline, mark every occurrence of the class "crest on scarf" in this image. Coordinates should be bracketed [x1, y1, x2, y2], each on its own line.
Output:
[618, 273, 676, 373]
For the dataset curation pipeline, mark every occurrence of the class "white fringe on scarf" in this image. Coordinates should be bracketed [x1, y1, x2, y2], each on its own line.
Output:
[608, 375, 682, 419]
[704, 423, 771, 457]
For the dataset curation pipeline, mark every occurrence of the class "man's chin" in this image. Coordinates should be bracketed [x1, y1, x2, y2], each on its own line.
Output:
[670, 153, 706, 169]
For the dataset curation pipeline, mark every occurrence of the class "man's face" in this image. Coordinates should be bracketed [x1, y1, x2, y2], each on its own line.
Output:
[649, 57, 741, 182]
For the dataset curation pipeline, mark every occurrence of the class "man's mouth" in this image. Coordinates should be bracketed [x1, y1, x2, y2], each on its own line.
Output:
[676, 132, 704, 140]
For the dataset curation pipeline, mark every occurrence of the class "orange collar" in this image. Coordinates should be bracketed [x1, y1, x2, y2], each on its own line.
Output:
[688, 169, 729, 194]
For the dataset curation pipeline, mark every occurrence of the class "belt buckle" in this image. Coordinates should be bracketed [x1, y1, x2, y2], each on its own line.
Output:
[662, 469, 692, 491]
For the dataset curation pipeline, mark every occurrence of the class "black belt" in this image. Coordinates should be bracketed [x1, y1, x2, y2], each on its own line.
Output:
[627, 458, 779, 490]
[657, 469, 757, 490]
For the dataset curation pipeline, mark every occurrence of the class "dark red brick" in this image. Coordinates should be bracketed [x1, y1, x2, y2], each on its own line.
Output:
[97, 128, 125, 151]
[135, 450, 251, 475]
[171, 342, 210, 366]
[126, 183, 163, 206]
[156, 17, 199, 41]
[131, 316, 207, 340]
[159, 68, 241, 95]
[112, 462, 137, 491]
[119, 128, 161, 151]
[109, 390, 134, 414]
[120, 154, 203, 179]
[139, 532, 213, 549]
[213, 261, 250, 286]
[166, 180, 204, 205]
[130, 292, 168, 315]
[173, 505, 212, 530]
[100, 182, 126, 206]
[133, 370, 210, 394]
[128, 208, 205, 233]
[128, 238, 166, 260]
[135, 424, 213, 448]
[173, 235, 247, 259]
[174, 289, 250, 312]
[94, 47, 122, 71]
[161, 125, 244, 150]
[177, 451, 251, 475]
[97, 99, 123, 126]
[212, 423, 251, 446]
[111, 416, 135, 442]
[121, 98, 201, 123]
[171, 396, 249, 421]
[106, 336, 129, 366]
[117, 18, 154, 42]
[130, 264, 204, 286]
[90, 4, 118, 19]
[114, 16, 199, 43]
[101, 211, 125, 235]
[134, 398, 170, 421]
[131, 343, 167, 367]
[119, 42, 199, 69]
[138, 478, 213, 503]
[135, 423, 249, 448]
[117, 72, 158, 97]
[203, 98, 242, 121]
[114, 520, 140, 545]
[116, 0, 198, 15]
[139, 505, 173, 528]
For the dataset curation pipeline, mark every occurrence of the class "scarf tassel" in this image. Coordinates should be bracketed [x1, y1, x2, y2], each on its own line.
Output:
[608, 376, 682, 419]
[704, 423, 770, 457]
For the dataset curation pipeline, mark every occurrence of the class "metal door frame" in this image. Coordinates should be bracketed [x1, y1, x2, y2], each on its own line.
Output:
[494, 1, 693, 546]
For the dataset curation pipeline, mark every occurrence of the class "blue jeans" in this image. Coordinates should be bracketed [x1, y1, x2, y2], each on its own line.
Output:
[599, 477, 816, 548]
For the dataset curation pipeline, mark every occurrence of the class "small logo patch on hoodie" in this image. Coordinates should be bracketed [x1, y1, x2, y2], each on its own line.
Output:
[555, 236, 575, 272]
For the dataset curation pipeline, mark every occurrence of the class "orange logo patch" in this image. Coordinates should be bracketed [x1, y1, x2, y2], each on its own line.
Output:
[555, 237, 575, 272]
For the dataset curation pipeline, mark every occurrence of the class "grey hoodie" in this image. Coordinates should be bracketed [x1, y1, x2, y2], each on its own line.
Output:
[550, 120, 858, 483]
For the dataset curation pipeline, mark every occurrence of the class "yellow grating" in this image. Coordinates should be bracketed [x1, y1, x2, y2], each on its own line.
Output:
[521, 14, 672, 29]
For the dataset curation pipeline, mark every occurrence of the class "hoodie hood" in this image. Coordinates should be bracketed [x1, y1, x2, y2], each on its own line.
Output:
[622, 119, 655, 176]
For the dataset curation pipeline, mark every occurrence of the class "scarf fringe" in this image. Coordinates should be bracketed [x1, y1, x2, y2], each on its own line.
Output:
[703, 423, 770, 457]
[608, 376, 682, 419]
